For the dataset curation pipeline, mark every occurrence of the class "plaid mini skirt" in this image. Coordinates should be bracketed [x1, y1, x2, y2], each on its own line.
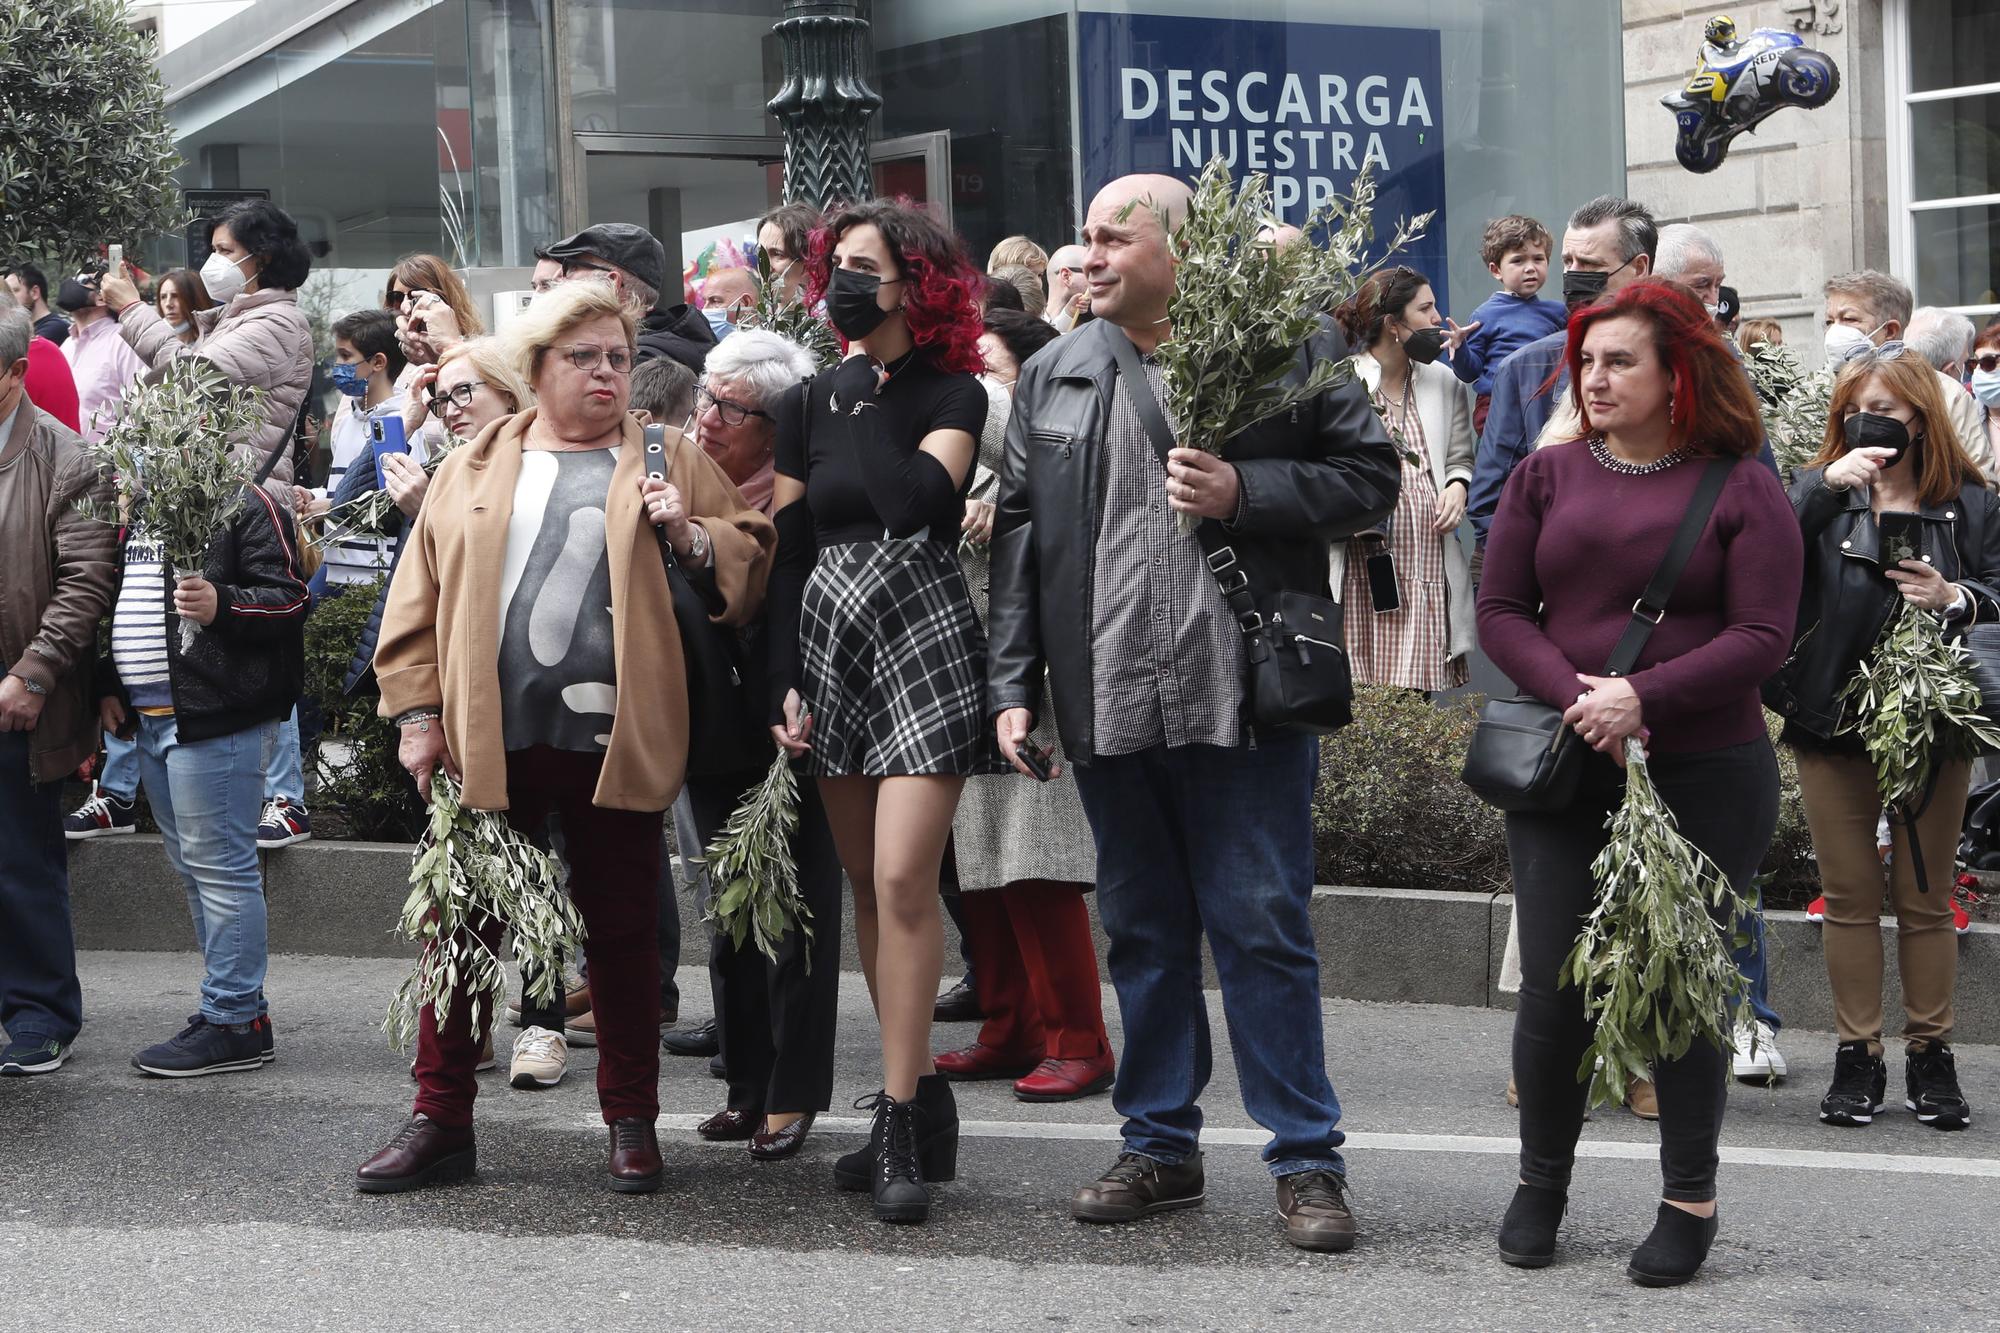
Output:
[799, 537, 1002, 778]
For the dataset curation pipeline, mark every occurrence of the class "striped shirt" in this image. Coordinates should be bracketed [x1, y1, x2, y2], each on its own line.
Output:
[111, 534, 172, 709]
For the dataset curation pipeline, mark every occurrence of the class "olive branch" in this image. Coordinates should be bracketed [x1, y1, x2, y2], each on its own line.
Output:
[1838, 604, 2000, 809]
[702, 722, 815, 967]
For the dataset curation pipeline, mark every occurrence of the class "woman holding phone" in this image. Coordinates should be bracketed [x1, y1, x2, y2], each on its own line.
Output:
[1764, 343, 2000, 1136]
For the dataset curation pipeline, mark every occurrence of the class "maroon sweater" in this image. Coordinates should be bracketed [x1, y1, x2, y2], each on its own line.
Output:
[1477, 441, 1803, 755]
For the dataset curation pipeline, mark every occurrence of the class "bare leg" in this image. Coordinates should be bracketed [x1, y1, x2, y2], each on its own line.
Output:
[817, 776, 881, 1012]
[870, 775, 965, 1101]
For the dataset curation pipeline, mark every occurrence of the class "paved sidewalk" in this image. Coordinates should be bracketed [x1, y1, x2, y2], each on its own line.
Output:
[3, 952, 1997, 1331]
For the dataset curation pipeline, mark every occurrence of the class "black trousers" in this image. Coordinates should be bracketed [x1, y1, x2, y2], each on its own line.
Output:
[684, 769, 843, 1115]
[1507, 739, 1779, 1204]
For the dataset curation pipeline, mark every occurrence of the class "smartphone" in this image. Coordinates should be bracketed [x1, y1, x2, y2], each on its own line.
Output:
[1365, 545, 1401, 613]
[370, 416, 410, 488]
[1017, 743, 1056, 783]
[108, 244, 123, 271]
[1877, 510, 1925, 569]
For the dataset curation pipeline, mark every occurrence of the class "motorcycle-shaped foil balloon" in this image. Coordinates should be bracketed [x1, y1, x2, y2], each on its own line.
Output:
[1661, 15, 1840, 174]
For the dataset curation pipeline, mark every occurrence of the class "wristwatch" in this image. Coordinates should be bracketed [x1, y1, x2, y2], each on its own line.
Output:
[682, 523, 710, 565]
[8, 673, 47, 696]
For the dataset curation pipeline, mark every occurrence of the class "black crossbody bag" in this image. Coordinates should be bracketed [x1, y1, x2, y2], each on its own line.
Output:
[1109, 330, 1354, 735]
[1461, 455, 1737, 812]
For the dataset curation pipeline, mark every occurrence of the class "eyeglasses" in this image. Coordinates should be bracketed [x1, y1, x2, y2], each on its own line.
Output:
[385, 288, 410, 308]
[552, 343, 634, 374]
[564, 261, 619, 281]
[425, 380, 487, 412]
[696, 383, 771, 427]
[1838, 338, 1910, 366]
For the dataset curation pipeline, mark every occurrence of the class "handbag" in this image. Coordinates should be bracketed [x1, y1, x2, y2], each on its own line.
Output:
[1460, 454, 1738, 812]
[1108, 329, 1353, 734]
[642, 425, 773, 777]
[1965, 621, 2000, 735]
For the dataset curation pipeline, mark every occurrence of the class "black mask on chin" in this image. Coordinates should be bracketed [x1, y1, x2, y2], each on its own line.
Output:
[1401, 326, 1447, 365]
[1844, 411, 1916, 463]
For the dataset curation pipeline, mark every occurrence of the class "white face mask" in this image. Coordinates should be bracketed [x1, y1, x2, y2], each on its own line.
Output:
[200, 249, 251, 304]
[170, 320, 192, 336]
[1823, 320, 1883, 362]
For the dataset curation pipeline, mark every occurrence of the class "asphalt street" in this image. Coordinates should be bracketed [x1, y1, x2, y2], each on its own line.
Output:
[4, 951, 1998, 1332]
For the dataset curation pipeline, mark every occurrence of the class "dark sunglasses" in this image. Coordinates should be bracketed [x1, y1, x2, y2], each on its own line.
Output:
[1974, 352, 2000, 375]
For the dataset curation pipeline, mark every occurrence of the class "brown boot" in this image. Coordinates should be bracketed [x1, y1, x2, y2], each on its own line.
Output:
[1071, 1151, 1204, 1223]
[608, 1118, 663, 1194]
[356, 1115, 476, 1194]
[1627, 1074, 1660, 1121]
[1277, 1170, 1357, 1252]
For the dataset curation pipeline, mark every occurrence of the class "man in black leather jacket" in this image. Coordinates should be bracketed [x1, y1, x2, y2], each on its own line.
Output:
[986, 173, 1398, 1252]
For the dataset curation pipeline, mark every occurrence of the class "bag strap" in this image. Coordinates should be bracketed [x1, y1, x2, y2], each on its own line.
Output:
[1108, 328, 1271, 657]
[1603, 455, 1738, 677]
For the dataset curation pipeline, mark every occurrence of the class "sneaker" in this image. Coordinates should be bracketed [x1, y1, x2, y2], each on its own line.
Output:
[1905, 1039, 1972, 1130]
[132, 1015, 264, 1078]
[510, 1026, 568, 1089]
[1819, 1040, 1887, 1127]
[1731, 1017, 1788, 1084]
[1276, 1169, 1356, 1253]
[65, 788, 136, 840]
[1804, 895, 1827, 923]
[256, 798, 312, 849]
[0, 1036, 71, 1075]
[258, 1014, 276, 1064]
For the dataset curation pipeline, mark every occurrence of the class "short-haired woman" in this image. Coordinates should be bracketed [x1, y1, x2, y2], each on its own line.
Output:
[1765, 345, 2000, 1136]
[1479, 279, 1802, 1285]
[355, 282, 776, 1195]
[154, 269, 214, 346]
[767, 199, 990, 1223]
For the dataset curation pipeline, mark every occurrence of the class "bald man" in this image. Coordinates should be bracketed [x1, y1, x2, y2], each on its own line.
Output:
[1046, 243, 1090, 331]
[986, 173, 1398, 1252]
[699, 266, 760, 338]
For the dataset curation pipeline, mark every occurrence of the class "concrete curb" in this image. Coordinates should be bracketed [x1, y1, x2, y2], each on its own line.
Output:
[65, 836, 2000, 1042]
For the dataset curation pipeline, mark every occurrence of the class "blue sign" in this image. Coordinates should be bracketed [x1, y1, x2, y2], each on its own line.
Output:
[1077, 11, 1451, 313]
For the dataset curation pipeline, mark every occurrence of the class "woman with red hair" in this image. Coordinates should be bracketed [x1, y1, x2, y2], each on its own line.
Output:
[765, 199, 989, 1224]
[1478, 279, 1802, 1285]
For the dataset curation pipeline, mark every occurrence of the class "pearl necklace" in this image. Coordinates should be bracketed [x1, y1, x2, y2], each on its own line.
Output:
[1588, 434, 1690, 476]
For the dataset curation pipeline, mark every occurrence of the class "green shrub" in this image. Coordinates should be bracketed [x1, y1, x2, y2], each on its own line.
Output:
[302, 578, 426, 842]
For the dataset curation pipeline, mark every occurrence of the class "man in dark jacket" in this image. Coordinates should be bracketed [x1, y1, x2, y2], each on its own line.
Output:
[544, 223, 717, 373]
[986, 173, 1399, 1253]
[0, 301, 117, 1075]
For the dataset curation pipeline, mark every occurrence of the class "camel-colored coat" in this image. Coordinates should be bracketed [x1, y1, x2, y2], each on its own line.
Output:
[374, 409, 775, 812]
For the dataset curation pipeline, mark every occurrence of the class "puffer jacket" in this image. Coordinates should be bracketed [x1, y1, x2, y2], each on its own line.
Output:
[0, 404, 118, 782]
[1762, 466, 2000, 740]
[115, 289, 315, 490]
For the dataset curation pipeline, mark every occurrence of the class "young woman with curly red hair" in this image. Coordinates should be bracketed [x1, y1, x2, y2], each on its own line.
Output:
[1479, 278, 1803, 1284]
[766, 198, 991, 1224]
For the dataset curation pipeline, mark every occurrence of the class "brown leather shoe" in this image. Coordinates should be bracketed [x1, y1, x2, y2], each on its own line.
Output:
[356, 1115, 476, 1194]
[934, 1041, 1040, 1082]
[1277, 1170, 1356, 1252]
[748, 1112, 816, 1161]
[1627, 1074, 1660, 1121]
[697, 1107, 761, 1141]
[1072, 1151, 1205, 1223]
[608, 1118, 663, 1193]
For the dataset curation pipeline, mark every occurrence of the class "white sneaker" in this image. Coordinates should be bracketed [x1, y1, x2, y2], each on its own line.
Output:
[1732, 1017, 1788, 1084]
[510, 1025, 568, 1090]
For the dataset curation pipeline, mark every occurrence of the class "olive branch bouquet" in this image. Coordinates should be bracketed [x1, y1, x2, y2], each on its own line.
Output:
[308, 429, 468, 553]
[1838, 605, 2000, 808]
[1743, 339, 1834, 476]
[702, 723, 816, 967]
[1151, 156, 1431, 534]
[737, 248, 841, 373]
[383, 771, 587, 1051]
[77, 360, 270, 650]
[1563, 738, 1753, 1108]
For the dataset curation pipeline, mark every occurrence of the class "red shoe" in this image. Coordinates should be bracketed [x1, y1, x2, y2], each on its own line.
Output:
[1955, 875, 1981, 936]
[1013, 1055, 1115, 1103]
[933, 1041, 1040, 1081]
[1805, 896, 1826, 923]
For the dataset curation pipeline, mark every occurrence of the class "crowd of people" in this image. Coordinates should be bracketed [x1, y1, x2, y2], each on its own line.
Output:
[5, 165, 2000, 1288]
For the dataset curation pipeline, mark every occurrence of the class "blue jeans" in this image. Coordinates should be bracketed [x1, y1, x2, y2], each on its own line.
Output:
[1733, 906, 1781, 1031]
[99, 707, 303, 807]
[133, 713, 275, 1025]
[1072, 733, 1345, 1179]
[0, 732, 83, 1044]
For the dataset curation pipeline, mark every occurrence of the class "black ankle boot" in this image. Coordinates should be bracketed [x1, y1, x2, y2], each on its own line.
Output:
[872, 1096, 930, 1223]
[1497, 1183, 1567, 1268]
[834, 1073, 959, 1192]
[1627, 1202, 1719, 1287]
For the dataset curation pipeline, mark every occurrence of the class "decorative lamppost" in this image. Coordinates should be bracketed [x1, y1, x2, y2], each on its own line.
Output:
[767, 0, 881, 210]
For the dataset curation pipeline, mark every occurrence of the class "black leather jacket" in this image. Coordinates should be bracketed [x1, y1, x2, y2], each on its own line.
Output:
[985, 316, 1399, 763]
[1762, 466, 2000, 740]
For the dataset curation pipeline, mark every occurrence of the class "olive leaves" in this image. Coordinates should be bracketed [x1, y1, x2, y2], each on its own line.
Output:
[702, 743, 816, 968]
[1743, 339, 1834, 477]
[1839, 605, 2000, 809]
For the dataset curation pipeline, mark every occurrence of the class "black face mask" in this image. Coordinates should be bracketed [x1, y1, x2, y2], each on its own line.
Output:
[1561, 268, 1609, 308]
[55, 277, 95, 313]
[1844, 411, 1913, 460]
[826, 266, 899, 340]
[1401, 326, 1446, 365]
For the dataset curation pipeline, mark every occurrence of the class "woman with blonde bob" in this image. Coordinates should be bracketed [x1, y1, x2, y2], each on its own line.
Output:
[355, 281, 776, 1196]
[1765, 345, 2000, 1135]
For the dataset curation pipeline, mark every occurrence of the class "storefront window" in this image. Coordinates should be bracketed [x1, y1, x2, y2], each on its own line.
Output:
[1891, 0, 2000, 311]
[439, 0, 561, 269]
[566, 0, 784, 137]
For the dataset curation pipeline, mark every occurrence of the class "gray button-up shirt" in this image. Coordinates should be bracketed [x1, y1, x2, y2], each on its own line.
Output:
[1089, 357, 1246, 756]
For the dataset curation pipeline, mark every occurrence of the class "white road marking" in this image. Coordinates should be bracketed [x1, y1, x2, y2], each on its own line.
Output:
[647, 1114, 2000, 1179]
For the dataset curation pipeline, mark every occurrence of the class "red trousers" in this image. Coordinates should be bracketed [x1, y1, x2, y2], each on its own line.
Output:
[961, 880, 1111, 1061]
[412, 747, 663, 1127]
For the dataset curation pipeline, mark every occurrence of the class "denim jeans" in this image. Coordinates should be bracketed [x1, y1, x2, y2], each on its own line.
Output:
[99, 708, 304, 807]
[1072, 733, 1345, 1179]
[133, 713, 275, 1025]
[1733, 906, 1781, 1031]
[98, 728, 139, 802]
[0, 732, 84, 1044]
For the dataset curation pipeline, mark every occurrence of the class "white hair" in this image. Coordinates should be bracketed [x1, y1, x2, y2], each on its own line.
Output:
[1906, 307, 1977, 372]
[0, 289, 28, 369]
[703, 328, 816, 409]
[1654, 223, 1724, 280]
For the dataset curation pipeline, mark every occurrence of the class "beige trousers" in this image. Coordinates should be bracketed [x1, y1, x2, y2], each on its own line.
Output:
[1794, 749, 1969, 1054]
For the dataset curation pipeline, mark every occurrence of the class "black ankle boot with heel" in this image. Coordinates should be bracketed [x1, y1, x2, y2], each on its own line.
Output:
[834, 1072, 959, 1195]
[1627, 1202, 1719, 1287]
[1496, 1182, 1568, 1268]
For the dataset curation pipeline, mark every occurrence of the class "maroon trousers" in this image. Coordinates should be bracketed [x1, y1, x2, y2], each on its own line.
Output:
[412, 747, 663, 1127]
[962, 880, 1112, 1061]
